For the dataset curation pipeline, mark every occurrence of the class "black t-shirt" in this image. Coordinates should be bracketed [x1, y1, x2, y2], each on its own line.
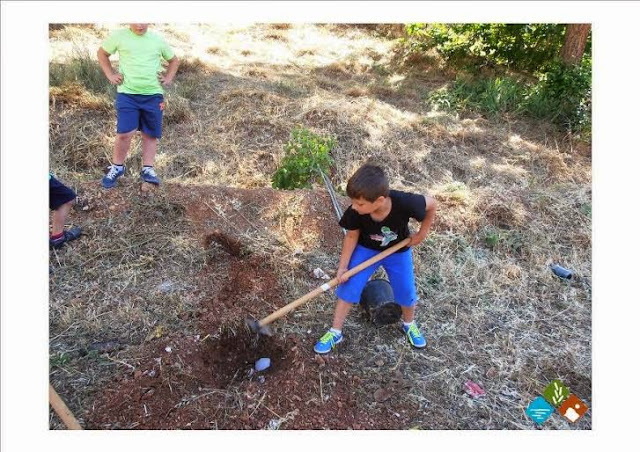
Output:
[339, 189, 427, 252]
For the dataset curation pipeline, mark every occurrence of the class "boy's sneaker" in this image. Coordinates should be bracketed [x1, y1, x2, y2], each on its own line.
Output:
[140, 166, 160, 185]
[314, 330, 343, 354]
[50, 226, 82, 249]
[102, 165, 125, 189]
[403, 322, 426, 349]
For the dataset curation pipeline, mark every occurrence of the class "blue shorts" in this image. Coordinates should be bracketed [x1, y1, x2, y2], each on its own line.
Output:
[49, 176, 76, 210]
[335, 244, 418, 307]
[116, 93, 164, 138]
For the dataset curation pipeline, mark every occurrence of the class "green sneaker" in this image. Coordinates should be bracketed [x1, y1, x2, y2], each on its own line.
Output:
[403, 322, 426, 348]
[314, 330, 343, 354]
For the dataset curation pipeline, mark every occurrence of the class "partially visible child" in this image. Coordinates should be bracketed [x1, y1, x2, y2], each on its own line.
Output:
[50, 173, 82, 249]
[314, 164, 437, 354]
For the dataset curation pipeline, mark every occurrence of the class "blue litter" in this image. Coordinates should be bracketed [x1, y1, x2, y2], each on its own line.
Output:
[551, 264, 573, 279]
[255, 357, 271, 372]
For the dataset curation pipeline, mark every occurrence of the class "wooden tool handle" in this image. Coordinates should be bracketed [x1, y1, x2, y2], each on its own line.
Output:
[49, 384, 83, 430]
[258, 238, 411, 326]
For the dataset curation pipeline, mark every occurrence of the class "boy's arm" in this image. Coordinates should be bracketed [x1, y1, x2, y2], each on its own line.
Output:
[158, 56, 180, 88]
[97, 48, 122, 85]
[408, 195, 437, 247]
[337, 229, 360, 283]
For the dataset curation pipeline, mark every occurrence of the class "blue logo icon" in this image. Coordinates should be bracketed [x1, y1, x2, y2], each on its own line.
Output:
[525, 396, 554, 424]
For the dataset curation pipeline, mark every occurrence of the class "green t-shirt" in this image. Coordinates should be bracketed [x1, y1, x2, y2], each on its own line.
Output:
[101, 28, 175, 95]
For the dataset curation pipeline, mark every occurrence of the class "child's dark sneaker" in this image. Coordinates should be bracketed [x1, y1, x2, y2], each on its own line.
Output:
[314, 330, 343, 354]
[102, 165, 125, 189]
[50, 226, 82, 249]
[403, 322, 426, 348]
[140, 166, 160, 185]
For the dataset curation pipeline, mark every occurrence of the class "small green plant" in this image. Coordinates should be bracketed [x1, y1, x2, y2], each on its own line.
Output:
[580, 203, 592, 217]
[50, 352, 71, 368]
[484, 230, 500, 249]
[503, 230, 526, 255]
[272, 127, 336, 190]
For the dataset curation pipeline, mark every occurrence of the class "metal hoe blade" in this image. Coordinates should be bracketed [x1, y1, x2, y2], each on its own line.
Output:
[245, 317, 273, 337]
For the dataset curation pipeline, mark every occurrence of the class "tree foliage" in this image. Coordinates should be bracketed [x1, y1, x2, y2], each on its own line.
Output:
[405, 23, 583, 73]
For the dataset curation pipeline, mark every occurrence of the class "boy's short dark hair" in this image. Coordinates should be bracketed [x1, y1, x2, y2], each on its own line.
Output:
[346, 164, 389, 201]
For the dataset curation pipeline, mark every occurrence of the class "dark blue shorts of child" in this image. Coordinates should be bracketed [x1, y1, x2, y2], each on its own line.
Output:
[116, 93, 164, 138]
[50, 176, 76, 210]
[335, 244, 418, 307]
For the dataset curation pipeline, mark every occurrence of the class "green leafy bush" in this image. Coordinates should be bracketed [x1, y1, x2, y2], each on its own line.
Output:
[426, 77, 525, 116]
[524, 58, 591, 132]
[425, 60, 591, 134]
[272, 127, 336, 190]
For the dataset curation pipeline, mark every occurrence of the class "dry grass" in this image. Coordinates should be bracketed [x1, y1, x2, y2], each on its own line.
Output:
[49, 24, 591, 430]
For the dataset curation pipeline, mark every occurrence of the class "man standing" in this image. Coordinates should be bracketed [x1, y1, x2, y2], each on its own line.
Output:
[97, 23, 179, 188]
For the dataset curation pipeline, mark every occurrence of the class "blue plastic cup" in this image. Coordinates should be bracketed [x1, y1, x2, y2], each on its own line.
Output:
[551, 264, 573, 279]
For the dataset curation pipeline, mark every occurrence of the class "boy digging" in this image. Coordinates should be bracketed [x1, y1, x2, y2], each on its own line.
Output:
[97, 23, 179, 188]
[314, 164, 437, 354]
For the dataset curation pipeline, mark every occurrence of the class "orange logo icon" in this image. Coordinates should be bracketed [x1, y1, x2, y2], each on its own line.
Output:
[558, 394, 588, 422]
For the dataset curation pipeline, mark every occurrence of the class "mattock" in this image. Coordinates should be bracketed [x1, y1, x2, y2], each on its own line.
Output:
[245, 238, 411, 337]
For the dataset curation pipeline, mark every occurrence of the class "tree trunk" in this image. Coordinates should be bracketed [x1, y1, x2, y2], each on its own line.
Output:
[561, 24, 591, 65]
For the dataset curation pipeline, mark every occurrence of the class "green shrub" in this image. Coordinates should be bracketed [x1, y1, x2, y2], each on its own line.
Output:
[524, 59, 591, 132]
[427, 76, 525, 116]
[484, 230, 500, 249]
[272, 127, 336, 190]
[425, 59, 591, 134]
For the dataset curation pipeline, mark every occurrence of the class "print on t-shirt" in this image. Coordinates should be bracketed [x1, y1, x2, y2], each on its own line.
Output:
[369, 226, 398, 246]
[338, 190, 427, 252]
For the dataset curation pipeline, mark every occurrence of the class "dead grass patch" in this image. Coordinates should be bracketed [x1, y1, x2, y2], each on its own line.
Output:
[164, 94, 192, 124]
[49, 109, 112, 171]
[269, 23, 293, 30]
[296, 49, 316, 57]
[473, 188, 528, 229]
[177, 57, 214, 75]
[49, 23, 107, 41]
[344, 86, 369, 97]
[49, 83, 112, 111]
[264, 33, 287, 42]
